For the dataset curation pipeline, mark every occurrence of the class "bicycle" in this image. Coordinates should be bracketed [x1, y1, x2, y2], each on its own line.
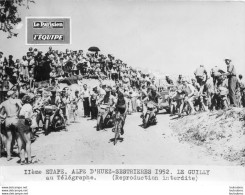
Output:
[113, 111, 123, 145]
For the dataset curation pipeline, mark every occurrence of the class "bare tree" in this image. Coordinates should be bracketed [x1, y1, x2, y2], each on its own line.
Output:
[0, 0, 34, 38]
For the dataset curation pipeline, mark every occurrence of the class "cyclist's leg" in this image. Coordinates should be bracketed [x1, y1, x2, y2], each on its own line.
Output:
[120, 107, 127, 135]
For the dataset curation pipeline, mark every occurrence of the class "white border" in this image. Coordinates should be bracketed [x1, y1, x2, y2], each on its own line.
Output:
[25, 16, 72, 46]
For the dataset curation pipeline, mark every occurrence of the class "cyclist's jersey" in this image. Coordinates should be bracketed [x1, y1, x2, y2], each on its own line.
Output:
[116, 91, 126, 108]
[50, 95, 56, 105]
[116, 95, 127, 115]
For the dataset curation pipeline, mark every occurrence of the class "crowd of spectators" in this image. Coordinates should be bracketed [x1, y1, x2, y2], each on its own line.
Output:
[0, 47, 158, 103]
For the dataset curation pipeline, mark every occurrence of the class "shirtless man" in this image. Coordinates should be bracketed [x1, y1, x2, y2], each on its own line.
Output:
[0, 91, 22, 160]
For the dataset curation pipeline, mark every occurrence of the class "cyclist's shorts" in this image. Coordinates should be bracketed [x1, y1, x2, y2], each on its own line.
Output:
[116, 105, 126, 115]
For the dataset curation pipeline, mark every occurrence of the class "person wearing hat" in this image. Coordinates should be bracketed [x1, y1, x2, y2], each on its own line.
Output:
[0, 90, 22, 161]
[16, 94, 35, 164]
[176, 74, 183, 85]
[225, 58, 238, 107]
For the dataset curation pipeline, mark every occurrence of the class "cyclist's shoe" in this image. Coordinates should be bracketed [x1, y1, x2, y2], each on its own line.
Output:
[154, 117, 158, 124]
[96, 125, 100, 131]
[121, 128, 124, 135]
[140, 113, 144, 119]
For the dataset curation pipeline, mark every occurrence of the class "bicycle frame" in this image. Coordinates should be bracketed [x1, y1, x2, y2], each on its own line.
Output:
[113, 111, 123, 145]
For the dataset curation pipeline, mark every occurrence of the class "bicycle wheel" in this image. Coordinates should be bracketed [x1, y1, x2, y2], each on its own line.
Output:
[73, 110, 76, 122]
[44, 120, 49, 136]
[144, 114, 149, 129]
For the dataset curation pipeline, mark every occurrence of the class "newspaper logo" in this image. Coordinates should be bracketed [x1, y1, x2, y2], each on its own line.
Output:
[26, 17, 71, 45]
[33, 21, 64, 28]
[33, 34, 64, 41]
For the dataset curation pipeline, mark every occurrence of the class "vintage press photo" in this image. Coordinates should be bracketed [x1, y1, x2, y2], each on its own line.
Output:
[0, 0, 245, 192]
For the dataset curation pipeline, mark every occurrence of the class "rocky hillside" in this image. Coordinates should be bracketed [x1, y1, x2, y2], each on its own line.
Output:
[171, 108, 245, 166]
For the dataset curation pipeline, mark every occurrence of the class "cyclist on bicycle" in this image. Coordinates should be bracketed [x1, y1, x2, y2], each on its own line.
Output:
[113, 87, 128, 135]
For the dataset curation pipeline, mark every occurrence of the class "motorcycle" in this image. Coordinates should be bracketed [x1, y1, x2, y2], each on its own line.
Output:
[43, 105, 65, 135]
[169, 89, 184, 116]
[97, 104, 114, 131]
[142, 101, 157, 128]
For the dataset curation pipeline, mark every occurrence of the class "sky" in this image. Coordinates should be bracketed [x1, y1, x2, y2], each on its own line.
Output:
[1, 0, 245, 76]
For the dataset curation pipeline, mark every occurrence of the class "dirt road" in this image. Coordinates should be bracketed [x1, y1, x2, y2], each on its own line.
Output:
[0, 108, 236, 166]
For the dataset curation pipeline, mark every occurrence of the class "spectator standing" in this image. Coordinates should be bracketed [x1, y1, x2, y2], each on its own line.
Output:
[81, 84, 91, 117]
[238, 74, 245, 107]
[194, 65, 208, 94]
[225, 59, 237, 107]
[0, 91, 22, 161]
[16, 94, 34, 164]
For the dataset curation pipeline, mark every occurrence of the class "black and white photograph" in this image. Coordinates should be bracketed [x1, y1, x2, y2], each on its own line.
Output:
[0, 0, 245, 178]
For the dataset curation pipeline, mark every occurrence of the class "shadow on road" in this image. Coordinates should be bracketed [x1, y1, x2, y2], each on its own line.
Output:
[109, 137, 124, 144]
[157, 111, 169, 115]
[170, 117, 179, 120]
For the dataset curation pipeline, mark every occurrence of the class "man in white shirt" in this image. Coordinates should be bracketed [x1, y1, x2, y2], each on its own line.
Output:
[81, 84, 91, 117]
